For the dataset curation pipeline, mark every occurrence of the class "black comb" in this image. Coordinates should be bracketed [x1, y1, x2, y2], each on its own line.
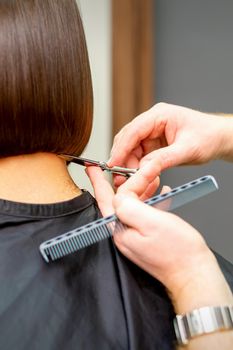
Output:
[39, 175, 218, 263]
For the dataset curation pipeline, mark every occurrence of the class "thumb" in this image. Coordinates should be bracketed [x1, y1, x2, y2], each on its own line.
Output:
[141, 143, 185, 170]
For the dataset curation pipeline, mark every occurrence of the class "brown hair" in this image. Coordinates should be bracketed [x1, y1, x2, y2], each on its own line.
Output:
[0, 0, 93, 157]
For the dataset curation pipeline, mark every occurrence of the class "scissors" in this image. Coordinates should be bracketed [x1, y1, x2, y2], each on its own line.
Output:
[60, 154, 138, 178]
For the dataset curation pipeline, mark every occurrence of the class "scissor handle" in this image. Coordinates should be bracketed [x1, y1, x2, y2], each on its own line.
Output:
[60, 154, 137, 177]
[103, 165, 137, 177]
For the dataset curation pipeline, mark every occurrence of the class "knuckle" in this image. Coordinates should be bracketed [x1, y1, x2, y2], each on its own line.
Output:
[113, 133, 120, 143]
[156, 101, 167, 109]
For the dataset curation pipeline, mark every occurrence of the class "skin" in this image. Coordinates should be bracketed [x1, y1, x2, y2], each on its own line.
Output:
[87, 166, 233, 350]
[0, 152, 82, 204]
[108, 103, 233, 191]
[1, 111, 230, 349]
[0, 150, 230, 349]
[87, 103, 233, 349]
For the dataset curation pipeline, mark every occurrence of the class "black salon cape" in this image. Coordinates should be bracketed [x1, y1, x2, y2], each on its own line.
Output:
[0, 192, 232, 350]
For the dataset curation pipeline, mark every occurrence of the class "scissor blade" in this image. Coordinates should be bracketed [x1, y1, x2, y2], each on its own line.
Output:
[61, 155, 101, 167]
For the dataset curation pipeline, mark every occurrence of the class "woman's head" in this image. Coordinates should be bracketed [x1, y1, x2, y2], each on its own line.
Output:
[0, 0, 93, 157]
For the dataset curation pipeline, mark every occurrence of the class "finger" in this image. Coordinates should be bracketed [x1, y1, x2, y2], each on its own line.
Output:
[109, 110, 167, 166]
[123, 152, 141, 169]
[141, 137, 165, 155]
[112, 151, 141, 188]
[86, 166, 114, 216]
[139, 176, 160, 201]
[117, 157, 162, 198]
[113, 193, 167, 234]
[113, 227, 146, 262]
[140, 143, 187, 170]
[154, 185, 172, 211]
[160, 185, 171, 194]
[113, 174, 127, 188]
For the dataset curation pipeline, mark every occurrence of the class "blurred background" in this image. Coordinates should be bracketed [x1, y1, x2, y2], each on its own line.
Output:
[74, 0, 233, 262]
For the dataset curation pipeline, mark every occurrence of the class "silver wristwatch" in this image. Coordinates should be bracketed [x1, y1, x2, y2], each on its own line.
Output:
[173, 305, 233, 346]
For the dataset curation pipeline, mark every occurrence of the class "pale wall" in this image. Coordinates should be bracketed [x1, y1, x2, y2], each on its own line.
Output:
[69, 0, 112, 193]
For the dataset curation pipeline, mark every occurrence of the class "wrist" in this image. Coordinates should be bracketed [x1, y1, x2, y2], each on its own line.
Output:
[174, 305, 233, 348]
[167, 251, 233, 315]
[216, 115, 233, 161]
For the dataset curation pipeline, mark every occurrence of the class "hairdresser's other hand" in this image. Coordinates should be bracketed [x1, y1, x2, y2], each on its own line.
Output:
[88, 164, 233, 349]
[109, 103, 233, 187]
[87, 166, 232, 311]
[86, 162, 162, 215]
[113, 193, 233, 314]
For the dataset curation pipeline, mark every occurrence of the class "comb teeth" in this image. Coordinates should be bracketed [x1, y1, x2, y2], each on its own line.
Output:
[39, 175, 218, 262]
[39, 214, 119, 262]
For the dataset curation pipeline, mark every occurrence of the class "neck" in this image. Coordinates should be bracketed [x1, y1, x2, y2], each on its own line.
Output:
[0, 153, 82, 204]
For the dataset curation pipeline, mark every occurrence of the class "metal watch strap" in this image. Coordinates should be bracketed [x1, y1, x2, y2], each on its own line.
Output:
[173, 305, 233, 346]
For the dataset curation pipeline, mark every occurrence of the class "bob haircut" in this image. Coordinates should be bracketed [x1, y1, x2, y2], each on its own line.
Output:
[0, 0, 93, 157]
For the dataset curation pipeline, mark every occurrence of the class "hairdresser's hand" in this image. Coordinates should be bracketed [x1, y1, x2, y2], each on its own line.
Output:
[113, 194, 233, 313]
[113, 193, 233, 350]
[109, 103, 233, 187]
[87, 166, 233, 316]
[88, 167, 233, 350]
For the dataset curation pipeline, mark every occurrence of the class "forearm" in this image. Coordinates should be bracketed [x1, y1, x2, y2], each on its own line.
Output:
[111, 193, 233, 349]
[176, 287, 233, 350]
